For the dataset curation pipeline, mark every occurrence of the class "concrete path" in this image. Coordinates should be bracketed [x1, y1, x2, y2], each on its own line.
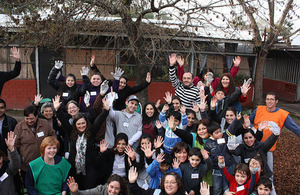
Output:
[277, 100, 300, 118]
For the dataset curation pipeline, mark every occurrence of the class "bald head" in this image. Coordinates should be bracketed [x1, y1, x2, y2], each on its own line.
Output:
[182, 72, 193, 87]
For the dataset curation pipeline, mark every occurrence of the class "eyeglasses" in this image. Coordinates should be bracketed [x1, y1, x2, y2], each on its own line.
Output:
[165, 181, 177, 185]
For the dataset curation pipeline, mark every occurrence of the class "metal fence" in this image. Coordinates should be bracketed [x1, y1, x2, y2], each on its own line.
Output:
[264, 57, 300, 84]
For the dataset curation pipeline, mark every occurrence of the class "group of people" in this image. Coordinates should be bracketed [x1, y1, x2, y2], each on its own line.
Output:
[0, 48, 299, 195]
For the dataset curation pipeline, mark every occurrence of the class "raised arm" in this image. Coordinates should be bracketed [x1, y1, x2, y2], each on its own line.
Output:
[47, 61, 64, 90]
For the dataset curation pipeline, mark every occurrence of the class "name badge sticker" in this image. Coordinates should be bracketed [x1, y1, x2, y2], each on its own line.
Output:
[123, 122, 129, 127]
[37, 132, 45, 137]
[217, 138, 225, 144]
[191, 173, 199, 179]
[0, 172, 8, 181]
[118, 164, 125, 169]
[236, 185, 245, 192]
[90, 91, 97, 96]
[62, 92, 68, 97]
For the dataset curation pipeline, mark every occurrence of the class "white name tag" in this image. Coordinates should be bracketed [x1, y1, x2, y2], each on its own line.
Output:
[191, 173, 199, 179]
[236, 185, 245, 192]
[90, 91, 97, 96]
[118, 164, 125, 169]
[0, 172, 8, 181]
[244, 158, 250, 163]
[123, 122, 129, 127]
[217, 138, 225, 144]
[37, 132, 44, 137]
[62, 92, 69, 97]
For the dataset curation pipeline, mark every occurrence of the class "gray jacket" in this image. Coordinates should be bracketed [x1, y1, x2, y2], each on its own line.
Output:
[72, 184, 108, 195]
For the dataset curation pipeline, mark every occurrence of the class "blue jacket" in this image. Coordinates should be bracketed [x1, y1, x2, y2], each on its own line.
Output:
[146, 159, 182, 189]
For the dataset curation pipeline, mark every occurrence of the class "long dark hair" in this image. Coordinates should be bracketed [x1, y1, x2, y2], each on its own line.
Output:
[62, 73, 77, 91]
[107, 174, 129, 195]
[217, 73, 235, 95]
[171, 142, 189, 163]
[142, 102, 159, 125]
[136, 133, 154, 169]
[71, 113, 91, 140]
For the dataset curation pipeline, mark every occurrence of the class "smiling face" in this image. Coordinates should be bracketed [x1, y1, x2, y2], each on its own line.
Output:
[221, 75, 230, 88]
[67, 103, 79, 117]
[66, 76, 75, 88]
[116, 139, 127, 153]
[107, 181, 121, 195]
[141, 138, 151, 149]
[235, 171, 248, 185]
[172, 99, 181, 111]
[197, 124, 209, 139]
[187, 113, 195, 127]
[75, 118, 87, 133]
[91, 74, 102, 87]
[182, 72, 193, 87]
[243, 132, 255, 147]
[44, 144, 57, 160]
[43, 107, 54, 120]
[118, 78, 127, 90]
[225, 110, 236, 124]
[174, 149, 188, 163]
[265, 94, 278, 111]
[164, 175, 179, 195]
[188, 155, 201, 168]
[126, 100, 138, 114]
[145, 104, 155, 118]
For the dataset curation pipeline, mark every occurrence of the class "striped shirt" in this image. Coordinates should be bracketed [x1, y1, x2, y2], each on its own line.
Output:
[169, 66, 200, 108]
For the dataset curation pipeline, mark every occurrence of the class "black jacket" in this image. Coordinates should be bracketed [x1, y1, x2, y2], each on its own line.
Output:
[0, 114, 17, 154]
[0, 61, 21, 97]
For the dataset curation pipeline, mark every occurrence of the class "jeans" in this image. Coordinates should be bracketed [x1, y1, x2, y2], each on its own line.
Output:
[212, 166, 232, 195]
[267, 151, 277, 195]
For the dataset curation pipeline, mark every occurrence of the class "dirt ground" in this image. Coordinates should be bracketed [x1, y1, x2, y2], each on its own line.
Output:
[273, 117, 300, 194]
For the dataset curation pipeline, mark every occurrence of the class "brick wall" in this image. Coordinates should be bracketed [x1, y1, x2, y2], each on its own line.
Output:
[1, 80, 37, 109]
[263, 78, 296, 102]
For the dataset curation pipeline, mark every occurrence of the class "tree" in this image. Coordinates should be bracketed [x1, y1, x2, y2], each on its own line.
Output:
[232, 0, 299, 105]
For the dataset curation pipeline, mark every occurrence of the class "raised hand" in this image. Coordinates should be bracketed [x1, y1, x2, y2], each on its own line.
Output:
[154, 136, 164, 149]
[34, 94, 43, 106]
[196, 81, 205, 90]
[192, 102, 199, 114]
[243, 115, 251, 129]
[163, 91, 172, 104]
[199, 89, 206, 101]
[54, 60, 63, 69]
[80, 66, 89, 76]
[176, 55, 184, 66]
[233, 56, 241, 67]
[249, 159, 259, 174]
[201, 149, 209, 160]
[156, 153, 165, 163]
[172, 158, 180, 169]
[200, 181, 210, 195]
[99, 139, 109, 153]
[269, 121, 281, 136]
[5, 131, 16, 152]
[227, 136, 239, 150]
[210, 96, 217, 110]
[84, 91, 90, 107]
[10, 47, 20, 61]
[155, 120, 162, 129]
[169, 53, 177, 66]
[155, 99, 161, 109]
[146, 72, 151, 83]
[198, 96, 207, 112]
[241, 79, 251, 96]
[168, 115, 176, 131]
[258, 120, 268, 131]
[111, 67, 124, 80]
[128, 166, 138, 183]
[90, 55, 95, 67]
[141, 145, 155, 158]
[125, 145, 136, 160]
[67, 176, 78, 193]
[180, 105, 186, 114]
[162, 104, 169, 112]
[102, 98, 110, 111]
[236, 112, 242, 120]
[100, 80, 109, 95]
[52, 95, 61, 111]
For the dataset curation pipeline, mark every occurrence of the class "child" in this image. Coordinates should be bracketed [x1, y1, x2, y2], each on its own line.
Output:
[146, 153, 181, 189]
[218, 156, 259, 195]
[157, 112, 184, 154]
[251, 176, 272, 195]
[180, 147, 213, 195]
[204, 120, 241, 195]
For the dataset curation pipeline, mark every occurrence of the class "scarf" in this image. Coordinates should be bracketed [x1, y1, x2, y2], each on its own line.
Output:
[75, 133, 87, 175]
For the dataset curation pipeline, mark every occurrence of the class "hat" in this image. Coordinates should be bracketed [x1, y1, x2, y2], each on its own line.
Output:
[127, 95, 139, 103]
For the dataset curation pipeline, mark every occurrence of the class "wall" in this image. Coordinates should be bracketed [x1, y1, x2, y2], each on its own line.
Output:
[263, 78, 296, 102]
[1, 79, 37, 109]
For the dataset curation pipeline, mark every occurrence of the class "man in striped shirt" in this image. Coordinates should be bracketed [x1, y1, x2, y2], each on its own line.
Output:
[169, 53, 200, 108]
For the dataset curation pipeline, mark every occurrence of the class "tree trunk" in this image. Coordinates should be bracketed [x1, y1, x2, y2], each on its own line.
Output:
[253, 50, 268, 106]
